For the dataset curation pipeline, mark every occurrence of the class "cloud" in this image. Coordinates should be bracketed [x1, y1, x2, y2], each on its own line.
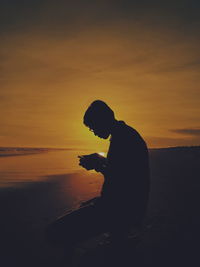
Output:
[150, 60, 200, 74]
[171, 128, 200, 136]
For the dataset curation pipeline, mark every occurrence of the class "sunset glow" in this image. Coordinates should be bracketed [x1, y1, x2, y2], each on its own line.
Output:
[98, 152, 106, 157]
[0, 1, 199, 149]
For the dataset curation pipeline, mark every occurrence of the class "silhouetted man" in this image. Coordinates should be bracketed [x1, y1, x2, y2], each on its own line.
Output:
[46, 100, 150, 247]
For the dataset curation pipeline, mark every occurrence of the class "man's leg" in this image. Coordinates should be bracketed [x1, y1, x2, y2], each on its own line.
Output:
[46, 204, 107, 247]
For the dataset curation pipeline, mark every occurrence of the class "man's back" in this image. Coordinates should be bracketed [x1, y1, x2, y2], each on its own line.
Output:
[101, 120, 150, 226]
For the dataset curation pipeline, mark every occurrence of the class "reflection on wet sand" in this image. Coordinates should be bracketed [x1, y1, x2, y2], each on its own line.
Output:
[0, 149, 96, 186]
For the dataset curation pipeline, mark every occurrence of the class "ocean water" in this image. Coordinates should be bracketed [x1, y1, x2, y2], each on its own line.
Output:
[0, 149, 99, 187]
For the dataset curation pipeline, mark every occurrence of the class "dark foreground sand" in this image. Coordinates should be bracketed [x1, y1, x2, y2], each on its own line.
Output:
[0, 147, 200, 267]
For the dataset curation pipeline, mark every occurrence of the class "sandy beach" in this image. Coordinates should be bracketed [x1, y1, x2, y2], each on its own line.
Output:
[0, 147, 200, 267]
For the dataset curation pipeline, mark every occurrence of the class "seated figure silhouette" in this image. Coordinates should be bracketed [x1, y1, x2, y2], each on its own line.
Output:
[46, 100, 150, 247]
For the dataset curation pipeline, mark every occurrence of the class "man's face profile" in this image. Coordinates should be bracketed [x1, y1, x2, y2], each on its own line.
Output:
[89, 122, 110, 139]
[84, 100, 114, 139]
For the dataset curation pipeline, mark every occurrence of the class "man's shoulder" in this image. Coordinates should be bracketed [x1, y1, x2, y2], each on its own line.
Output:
[117, 121, 139, 136]
[115, 121, 147, 146]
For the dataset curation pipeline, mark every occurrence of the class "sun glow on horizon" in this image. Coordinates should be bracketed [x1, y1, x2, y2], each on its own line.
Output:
[98, 152, 106, 157]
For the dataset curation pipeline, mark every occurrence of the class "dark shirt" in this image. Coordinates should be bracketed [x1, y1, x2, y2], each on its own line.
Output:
[101, 120, 150, 225]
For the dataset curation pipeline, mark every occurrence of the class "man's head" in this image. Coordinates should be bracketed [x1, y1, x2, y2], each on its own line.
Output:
[84, 100, 115, 139]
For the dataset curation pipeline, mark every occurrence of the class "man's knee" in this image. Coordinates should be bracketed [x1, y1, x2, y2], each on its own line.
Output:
[45, 206, 104, 247]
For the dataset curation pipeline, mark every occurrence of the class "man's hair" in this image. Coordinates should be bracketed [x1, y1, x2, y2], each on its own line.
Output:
[84, 100, 115, 128]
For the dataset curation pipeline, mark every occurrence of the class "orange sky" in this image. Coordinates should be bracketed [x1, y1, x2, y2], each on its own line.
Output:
[0, 1, 200, 149]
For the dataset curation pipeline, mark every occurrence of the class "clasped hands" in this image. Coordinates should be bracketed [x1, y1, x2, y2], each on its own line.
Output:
[78, 153, 105, 172]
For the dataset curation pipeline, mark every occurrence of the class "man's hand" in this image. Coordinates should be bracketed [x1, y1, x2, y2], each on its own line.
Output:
[78, 153, 106, 172]
[78, 153, 98, 170]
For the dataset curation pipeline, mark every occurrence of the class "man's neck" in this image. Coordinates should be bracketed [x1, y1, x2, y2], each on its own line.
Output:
[110, 119, 119, 136]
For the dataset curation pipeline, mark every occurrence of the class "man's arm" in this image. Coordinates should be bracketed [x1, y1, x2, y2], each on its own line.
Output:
[94, 156, 107, 175]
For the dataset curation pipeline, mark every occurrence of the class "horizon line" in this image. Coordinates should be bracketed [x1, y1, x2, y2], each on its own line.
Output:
[0, 145, 200, 150]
